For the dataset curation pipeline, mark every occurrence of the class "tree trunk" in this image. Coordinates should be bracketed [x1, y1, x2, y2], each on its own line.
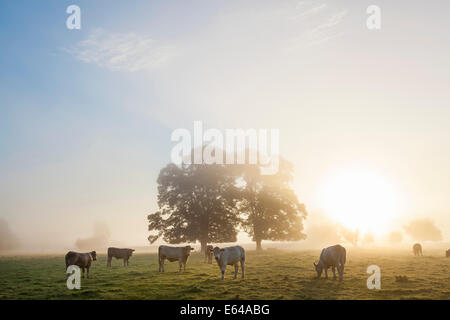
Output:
[256, 239, 262, 251]
[200, 239, 207, 254]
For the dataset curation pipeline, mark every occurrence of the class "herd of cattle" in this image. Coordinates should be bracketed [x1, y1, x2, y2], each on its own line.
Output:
[65, 243, 450, 280]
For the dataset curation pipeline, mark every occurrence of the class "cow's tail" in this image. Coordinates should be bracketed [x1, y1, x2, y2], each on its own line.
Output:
[158, 246, 161, 262]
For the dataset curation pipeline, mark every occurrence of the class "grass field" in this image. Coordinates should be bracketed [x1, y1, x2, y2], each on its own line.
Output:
[0, 249, 449, 300]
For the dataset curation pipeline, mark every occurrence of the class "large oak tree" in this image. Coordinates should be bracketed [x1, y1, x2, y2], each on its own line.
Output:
[239, 159, 307, 250]
[148, 162, 242, 253]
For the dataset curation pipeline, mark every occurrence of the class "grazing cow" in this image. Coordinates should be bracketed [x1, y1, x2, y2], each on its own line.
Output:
[314, 244, 346, 281]
[205, 245, 213, 264]
[212, 246, 245, 280]
[158, 245, 194, 272]
[446, 249, 450, 258]
[107, 247, 135, 267]
[65, 251, 97, 279]
[413, 243, 422, 256]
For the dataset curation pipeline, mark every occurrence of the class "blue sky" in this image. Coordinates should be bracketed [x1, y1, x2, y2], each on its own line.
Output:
[1, 1, 450, 250]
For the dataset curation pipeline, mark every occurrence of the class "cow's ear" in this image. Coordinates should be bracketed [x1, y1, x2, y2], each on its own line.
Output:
[313, 262, 317, 267]
[191, 247, 194, 251]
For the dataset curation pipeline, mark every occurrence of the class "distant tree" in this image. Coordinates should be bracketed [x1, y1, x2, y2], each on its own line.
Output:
[239, 159, 307, 250]
[75, 222, 110, 250]
[148, 162, 242, 253]
[0, 218, 20, 251]
[388, 231, 403, 244]
[340, 226, 359, 246]
[361, 233, 375, 246]
[404, 219, 442, 242]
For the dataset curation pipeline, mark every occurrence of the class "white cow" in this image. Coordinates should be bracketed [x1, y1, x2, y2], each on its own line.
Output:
[158, 245, 194, 272]
[211, 246, 245, 280]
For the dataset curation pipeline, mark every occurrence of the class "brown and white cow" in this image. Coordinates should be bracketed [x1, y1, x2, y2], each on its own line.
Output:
[413, 243, 422, 256]
[205, 245, 214, 264]
[158, 245, 194, 272]
[107, 247, 135, 267]
[65, 251, 97, 279]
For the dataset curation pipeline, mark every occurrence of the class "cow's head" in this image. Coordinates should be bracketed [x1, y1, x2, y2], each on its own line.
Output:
[313, 262, 323, 278]
[91, 251, 97, 261]
[206, 245, 214, 252]
[213, 247, 223, 262]
[129, 249, 135, 257]
[184, 245, 194, 257]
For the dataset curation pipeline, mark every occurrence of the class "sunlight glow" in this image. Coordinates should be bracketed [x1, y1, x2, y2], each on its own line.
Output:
[317, 169, 403, 234]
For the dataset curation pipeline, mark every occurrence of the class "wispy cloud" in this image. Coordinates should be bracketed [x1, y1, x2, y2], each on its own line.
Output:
[285, 2, 347, 51]
[66, 29, 175, 72]
[291, 3, 328, 20]
[305, 9, 347, 46]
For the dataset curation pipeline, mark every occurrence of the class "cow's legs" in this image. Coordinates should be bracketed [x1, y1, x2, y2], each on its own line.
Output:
[159, 258, 164, 272]
[179, 260, 182, 272]
[82, 267, 85, 279]
[123, 259, 126, 267]
[324, 268, 328, 279]
[241, 260, 245, 279]
[332, 266, 336, 280]
[87, 267, 90, 279]
[221, 268, 225, 280]
[337, 264, 343, 281]
[107, 256, 112, 267]
[234, 264, 238, 279]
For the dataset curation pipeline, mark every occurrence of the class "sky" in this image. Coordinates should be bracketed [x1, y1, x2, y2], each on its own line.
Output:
[1, 0, 450, 252]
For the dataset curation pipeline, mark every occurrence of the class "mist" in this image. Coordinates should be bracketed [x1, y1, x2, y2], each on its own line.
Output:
[404, 219, 443, 242]
[75, 222, 111, 251]
[0, 218, 20, 252]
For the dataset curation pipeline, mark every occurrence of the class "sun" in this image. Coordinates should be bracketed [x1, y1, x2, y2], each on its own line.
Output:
[316, 168, 402, 235]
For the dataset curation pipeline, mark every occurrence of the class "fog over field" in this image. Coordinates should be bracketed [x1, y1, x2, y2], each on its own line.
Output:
[1, 1, 450, 256]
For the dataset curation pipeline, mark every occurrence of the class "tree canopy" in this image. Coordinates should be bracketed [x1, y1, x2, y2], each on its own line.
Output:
[148, 155, 307, 251]
[148, 162, 242, 253]
[239, 159, 307, 250]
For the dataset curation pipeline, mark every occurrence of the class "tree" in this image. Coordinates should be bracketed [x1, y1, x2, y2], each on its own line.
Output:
[239, 158, 307, 250]
[0, 218, 20, 252]
[361, 233, 375, 246]
[148, 162, 241, 253]
[339, 226, 359, 246]
[404, 219, 442, 242]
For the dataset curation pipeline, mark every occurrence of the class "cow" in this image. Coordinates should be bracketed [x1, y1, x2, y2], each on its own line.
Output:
[205, 245, 213, 264]
[107, 247, 135, 267]
[65, 251, 97, 279]
[158, 245, 194, 272]
[212, 246, 245, 280]
[446, 249, 450, 258]
[413, 243, 422, 256]
[314, 244, 346, 281]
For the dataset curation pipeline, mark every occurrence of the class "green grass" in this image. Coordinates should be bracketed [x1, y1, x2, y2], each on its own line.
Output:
[0, 249, 448, 299]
